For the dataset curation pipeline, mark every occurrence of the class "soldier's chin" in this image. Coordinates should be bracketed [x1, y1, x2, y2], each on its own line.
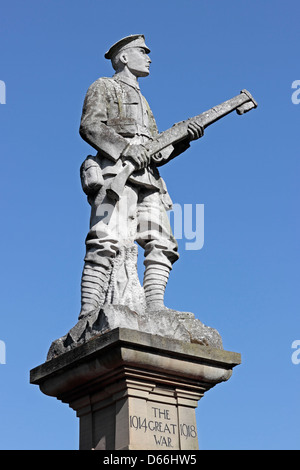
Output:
[138, 68, 150, 77]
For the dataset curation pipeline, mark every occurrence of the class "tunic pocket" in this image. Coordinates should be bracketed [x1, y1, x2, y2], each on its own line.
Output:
[107, 117, 138, 137]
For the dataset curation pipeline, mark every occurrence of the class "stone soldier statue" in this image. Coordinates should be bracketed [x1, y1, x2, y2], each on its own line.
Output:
[44, 35, 256, 358]
[79, 34, 204, 319]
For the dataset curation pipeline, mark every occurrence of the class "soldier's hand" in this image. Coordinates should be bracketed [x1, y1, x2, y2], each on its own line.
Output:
[122, 144, 151, 170]
[187, 122, 204, 141]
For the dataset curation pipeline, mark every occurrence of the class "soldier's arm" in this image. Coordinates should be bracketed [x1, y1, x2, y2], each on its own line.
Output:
[79, 78, 129, 161]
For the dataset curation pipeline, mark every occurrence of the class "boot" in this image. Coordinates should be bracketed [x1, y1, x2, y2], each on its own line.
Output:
[79, 262, 109, 319]
[143, 263, 171, 311]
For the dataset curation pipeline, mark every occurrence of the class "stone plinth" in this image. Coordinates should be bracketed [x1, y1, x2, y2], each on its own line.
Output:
[30, 328, 241, 450]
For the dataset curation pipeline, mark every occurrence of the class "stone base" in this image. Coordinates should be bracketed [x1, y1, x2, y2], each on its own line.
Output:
[30, 328, 241, 450]
[46, 305, 223, 360]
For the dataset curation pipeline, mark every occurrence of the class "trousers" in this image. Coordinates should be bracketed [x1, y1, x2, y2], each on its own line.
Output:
[84, 180, 179, 271]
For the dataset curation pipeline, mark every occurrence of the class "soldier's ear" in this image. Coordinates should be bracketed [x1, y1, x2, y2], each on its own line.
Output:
[119, 53, 128, 65]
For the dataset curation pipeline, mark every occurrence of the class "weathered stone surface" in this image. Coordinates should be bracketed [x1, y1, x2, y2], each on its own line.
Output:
[46, 304, 222, 360]
[74, 33, 256, 344]
[105, 245, 146, 313]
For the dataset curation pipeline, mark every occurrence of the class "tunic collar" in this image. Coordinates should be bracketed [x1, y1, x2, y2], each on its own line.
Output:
[114, 74, 140, 91]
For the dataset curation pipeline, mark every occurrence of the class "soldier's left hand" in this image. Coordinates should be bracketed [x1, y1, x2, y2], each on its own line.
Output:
[187, 122, 204, 141]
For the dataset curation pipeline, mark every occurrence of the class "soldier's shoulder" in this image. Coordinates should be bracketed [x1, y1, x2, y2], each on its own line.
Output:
[93, 76, 115, 83]
[86, 76, 120, 94]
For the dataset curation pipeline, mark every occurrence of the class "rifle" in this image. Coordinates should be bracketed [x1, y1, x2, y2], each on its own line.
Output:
[106, 89, 257, 202]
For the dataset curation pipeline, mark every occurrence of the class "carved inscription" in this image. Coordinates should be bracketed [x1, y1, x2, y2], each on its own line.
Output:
[129, 405, 197, 448]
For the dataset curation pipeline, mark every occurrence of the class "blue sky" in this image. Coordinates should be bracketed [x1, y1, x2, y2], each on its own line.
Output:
[0, 0, 299, 450]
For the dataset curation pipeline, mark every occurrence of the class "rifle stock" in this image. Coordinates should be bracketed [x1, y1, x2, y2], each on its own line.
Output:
[106, 89, 257, 202]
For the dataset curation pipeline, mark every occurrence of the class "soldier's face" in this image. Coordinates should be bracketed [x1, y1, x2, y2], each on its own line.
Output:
[123, 47, 151, 77]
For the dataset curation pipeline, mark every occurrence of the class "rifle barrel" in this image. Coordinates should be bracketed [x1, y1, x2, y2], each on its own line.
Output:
[146, 89, 257, 156]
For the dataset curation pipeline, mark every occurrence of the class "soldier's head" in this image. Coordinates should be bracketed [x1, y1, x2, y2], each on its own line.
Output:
[105, 34, 151, 78]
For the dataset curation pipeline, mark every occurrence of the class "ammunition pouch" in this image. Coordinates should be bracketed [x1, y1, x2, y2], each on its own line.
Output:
[80, 155, 104, 195]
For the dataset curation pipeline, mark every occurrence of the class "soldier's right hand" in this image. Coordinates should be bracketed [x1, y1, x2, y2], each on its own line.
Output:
[121, 144, 151, 170]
